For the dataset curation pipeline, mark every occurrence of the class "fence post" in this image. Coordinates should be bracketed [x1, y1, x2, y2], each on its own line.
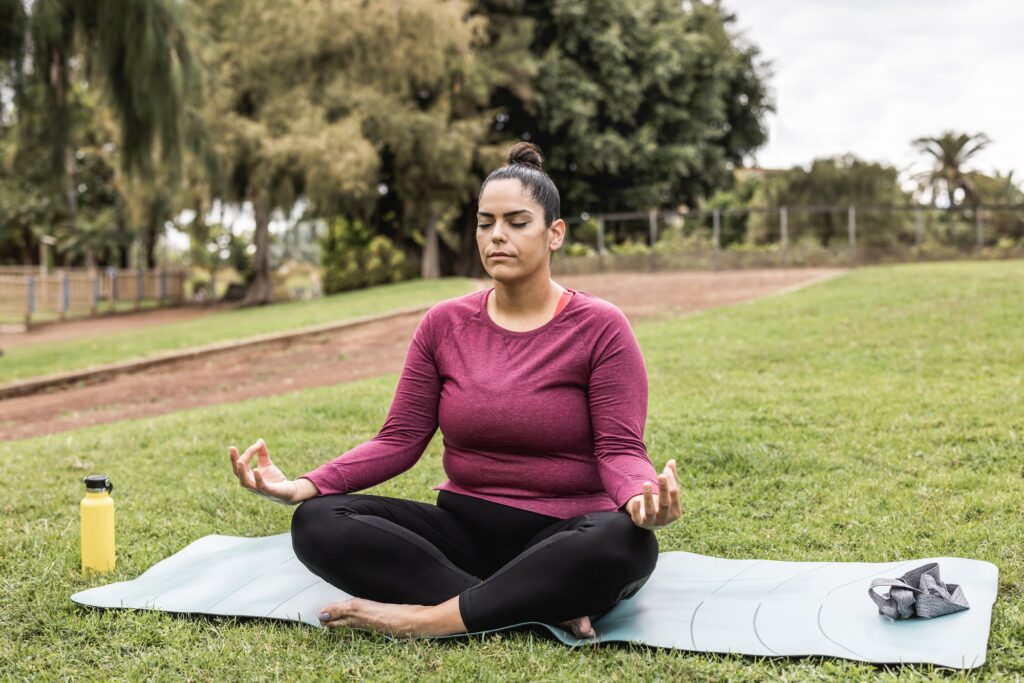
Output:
[847, 205, 857, 264]
[648, 209, 658, 273]
[135, 268, 143, 310]
[61, 271, 69, 319]
[26, 274, 35, 327]
[780, 207, 789, 266]
[159, 267, 167, 305]
[976, 206, 984, 248]
[914, 207, 923, 250]
[92, 273, 99, 315]
[596, 216, 606, 272]
[712, 208, 721, 271]
[110, 269, 118, 312]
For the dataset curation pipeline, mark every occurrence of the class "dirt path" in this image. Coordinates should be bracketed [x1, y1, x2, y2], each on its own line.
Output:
[0, 305, 225, 349]
[0, 268, 843, 441]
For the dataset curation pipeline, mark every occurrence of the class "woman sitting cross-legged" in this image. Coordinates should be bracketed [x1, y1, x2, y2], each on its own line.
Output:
[228, 142, 682, 640]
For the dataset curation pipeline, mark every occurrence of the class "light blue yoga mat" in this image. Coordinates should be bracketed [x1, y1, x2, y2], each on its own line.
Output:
[70, 533, 998, 669]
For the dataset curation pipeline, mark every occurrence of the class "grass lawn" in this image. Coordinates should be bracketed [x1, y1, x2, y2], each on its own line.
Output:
[1, 260, 1022, 680]
[0, 278, 478, 384]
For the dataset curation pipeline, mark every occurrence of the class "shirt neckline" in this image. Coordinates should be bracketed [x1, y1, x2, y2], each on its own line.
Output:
[480, 286, 578, 338]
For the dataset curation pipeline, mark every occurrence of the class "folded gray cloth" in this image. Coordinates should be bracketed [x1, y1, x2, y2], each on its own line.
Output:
[869, 563, 970, 619]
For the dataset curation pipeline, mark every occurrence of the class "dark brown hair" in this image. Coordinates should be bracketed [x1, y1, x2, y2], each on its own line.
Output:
[479, 142, 561, 227]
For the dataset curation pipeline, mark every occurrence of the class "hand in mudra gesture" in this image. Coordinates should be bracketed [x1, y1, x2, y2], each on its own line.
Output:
[229, 438, 308, 506]
[625, 460, 681, 529]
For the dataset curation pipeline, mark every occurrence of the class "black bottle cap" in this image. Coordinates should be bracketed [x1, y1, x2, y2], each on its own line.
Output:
[84, 474, 113, 493]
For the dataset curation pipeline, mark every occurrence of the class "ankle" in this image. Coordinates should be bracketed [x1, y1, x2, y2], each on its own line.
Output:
[415, 596, 467, 637]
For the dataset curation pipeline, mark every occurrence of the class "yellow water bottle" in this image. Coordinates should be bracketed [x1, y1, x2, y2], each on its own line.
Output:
[81, 474, 115, 575]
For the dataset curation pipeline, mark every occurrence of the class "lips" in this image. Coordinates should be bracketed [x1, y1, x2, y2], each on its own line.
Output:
[488, 253, 513, 259]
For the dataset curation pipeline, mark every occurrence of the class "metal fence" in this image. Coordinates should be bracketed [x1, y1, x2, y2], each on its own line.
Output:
[0, 267, 187, 326]
[552, 203, 1024, 275]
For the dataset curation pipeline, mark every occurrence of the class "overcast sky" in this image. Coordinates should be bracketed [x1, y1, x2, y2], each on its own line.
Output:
[723, 0, 1024, 180]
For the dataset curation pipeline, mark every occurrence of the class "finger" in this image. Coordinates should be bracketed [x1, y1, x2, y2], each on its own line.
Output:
[666, 460, 682, 519]
[642, 482, 656, 524]
[256, 438, 271, 468]
[630, 498, 643, 526]
[234, 459, 254, 488]
[657, 474, 670, 520]
[238, 442, 260, 469]
[669, 484, 682, 521]
[229, 445, 239, 464]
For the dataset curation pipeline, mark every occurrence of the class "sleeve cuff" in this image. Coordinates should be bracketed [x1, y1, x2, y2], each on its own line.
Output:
[612, 476, 660, 510]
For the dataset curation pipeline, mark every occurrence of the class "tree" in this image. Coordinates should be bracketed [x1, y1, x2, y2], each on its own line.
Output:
[747, 155, 913, 247]
[1, 0, 203, 268]
[194, 0, 490, 301]
[913, 130, 992, 209]
[438, 0, 773, 275]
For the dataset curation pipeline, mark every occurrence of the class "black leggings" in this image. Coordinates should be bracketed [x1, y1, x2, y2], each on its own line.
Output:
[290, 490, 659, 633]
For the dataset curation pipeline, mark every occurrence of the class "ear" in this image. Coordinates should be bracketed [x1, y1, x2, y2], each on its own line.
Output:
[548, 218, 566, 252]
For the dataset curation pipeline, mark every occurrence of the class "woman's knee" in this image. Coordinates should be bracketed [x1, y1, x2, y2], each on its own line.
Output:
[290, 494, 364, 564]
[587, 512, 659, 579]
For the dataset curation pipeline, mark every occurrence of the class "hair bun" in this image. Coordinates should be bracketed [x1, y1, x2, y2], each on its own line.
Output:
[507, 141, 544, 171]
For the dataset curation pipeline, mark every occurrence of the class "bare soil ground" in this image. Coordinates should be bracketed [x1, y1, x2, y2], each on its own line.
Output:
[0, 268, 843, 441]
[0, 305, 225, 349]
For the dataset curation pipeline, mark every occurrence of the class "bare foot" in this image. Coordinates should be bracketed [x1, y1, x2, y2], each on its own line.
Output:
[558, 615, 596, 639]
[318, 598, 431, 637]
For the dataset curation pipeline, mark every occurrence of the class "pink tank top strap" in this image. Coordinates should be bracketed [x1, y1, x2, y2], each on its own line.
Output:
[483, 287, 576, 318]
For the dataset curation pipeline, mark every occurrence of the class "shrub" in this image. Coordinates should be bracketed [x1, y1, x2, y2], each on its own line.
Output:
[320, 216, 416, 294]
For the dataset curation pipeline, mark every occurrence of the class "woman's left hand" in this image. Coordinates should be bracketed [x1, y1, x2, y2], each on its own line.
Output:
[625, 460, 681, 530]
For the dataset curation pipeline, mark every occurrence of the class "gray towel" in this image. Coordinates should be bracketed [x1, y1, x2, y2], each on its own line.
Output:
[869, 563, 970, 619]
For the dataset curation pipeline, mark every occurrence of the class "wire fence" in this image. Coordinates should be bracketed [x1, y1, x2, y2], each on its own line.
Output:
[0, 267, 187, 327]
[551, 203, 1024, 275]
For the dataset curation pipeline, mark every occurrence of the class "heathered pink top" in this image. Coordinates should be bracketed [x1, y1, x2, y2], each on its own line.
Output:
[299, 286, 659, 519]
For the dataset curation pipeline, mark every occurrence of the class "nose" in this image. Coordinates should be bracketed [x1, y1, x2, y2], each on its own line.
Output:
[490, 221, 508, 244]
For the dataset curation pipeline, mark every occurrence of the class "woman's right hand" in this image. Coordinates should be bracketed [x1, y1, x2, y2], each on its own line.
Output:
[229, 438, 318, 506]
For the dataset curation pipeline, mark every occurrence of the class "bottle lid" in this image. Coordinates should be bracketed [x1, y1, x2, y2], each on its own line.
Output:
[84, 474, 113, 494]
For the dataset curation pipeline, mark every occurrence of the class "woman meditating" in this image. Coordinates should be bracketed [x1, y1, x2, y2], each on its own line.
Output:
[228, 142, 682, 640]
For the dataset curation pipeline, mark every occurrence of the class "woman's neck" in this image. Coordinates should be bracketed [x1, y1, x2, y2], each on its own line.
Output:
[491, 276, 561, 316]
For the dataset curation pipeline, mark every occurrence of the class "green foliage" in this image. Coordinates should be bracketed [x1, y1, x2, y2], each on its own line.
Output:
[702, 178, 761, 246]
[320, 216, 416, 294]
[520, 0, 773, 214]
[562, 242, 595, 257]
[747, 155, 914, 247]
[913, 130, 992, 209]
[608, 239, 651, 255]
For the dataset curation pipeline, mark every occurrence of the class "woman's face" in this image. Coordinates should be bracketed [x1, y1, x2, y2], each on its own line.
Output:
[476, 178, 565, 283]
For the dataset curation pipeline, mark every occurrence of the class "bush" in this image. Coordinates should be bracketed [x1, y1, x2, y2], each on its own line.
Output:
[562, 242, 596, 257]
[321, 216, 416, 294]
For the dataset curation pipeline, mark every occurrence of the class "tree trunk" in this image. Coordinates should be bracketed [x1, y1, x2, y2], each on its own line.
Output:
[421, 204, 441, 279]
[20, 226, 33, 265]
[243, 190, 273, 305]
[453, 200, 485, 277]
[51, 49, 79, 249]
[143, 213, 159, 269]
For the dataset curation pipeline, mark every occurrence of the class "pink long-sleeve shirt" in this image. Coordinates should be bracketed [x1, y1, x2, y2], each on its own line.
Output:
[299, 287, 658, 519]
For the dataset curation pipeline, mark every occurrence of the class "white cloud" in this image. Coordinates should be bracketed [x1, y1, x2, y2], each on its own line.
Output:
[725, 0, 1024, 180]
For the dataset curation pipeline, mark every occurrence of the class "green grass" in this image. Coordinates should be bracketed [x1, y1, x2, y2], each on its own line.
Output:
[0, 278, 478, 384]
[2, 260, 1022, 680]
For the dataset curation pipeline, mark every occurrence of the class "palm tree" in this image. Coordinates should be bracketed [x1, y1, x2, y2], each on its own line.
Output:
[913, 130, 992, 209]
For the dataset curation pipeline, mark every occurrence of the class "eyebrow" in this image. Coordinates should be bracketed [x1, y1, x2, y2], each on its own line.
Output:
[477, 209, 533, 219]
